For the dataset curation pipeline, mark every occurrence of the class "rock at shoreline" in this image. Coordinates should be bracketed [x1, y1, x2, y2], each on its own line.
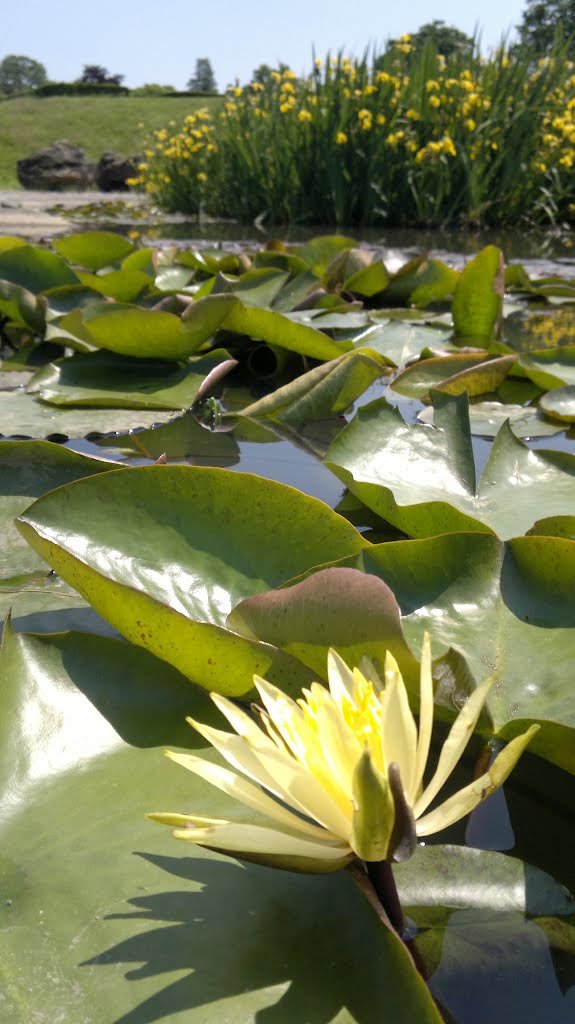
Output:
[96, 152, 140, 191]
[17, 140, 96, 190]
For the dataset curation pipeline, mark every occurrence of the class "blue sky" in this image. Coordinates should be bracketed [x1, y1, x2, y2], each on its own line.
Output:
[3, 0, 527, 91]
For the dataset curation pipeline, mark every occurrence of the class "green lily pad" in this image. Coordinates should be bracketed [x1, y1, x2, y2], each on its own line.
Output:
[390, 354, 515, 401]
[238, 350, 388, 425]
[0, 243, 79, 292]
[0, 440, 121, 581]
[0, 618, 441, 1024]
[16, 466, 368, 694]
[76, 269, 152, 302]
[380, 257, 458, 308]
[325, 391, 575, 539]
[335, 533, 575, 772]
[27, 349, 235, 411]
[181, 294, 346, 361]
[52, 230, 135, 271]
[519, 348, 575, 390]
[350, 321, 454, 369]
[73, 304, 209, 360]
[539, 386, 575, 423]
[296, 235, 357, 274]
[96, 411, 240, 464]
[418, 401, 564, 438]
[0, 389, 177, 439]
[0, 279, 46, 333]
[228, 566, 421, 689]
[343, 258, 390, 297]
[452, 246, 504, 342]
[397, 846, 575, 1021]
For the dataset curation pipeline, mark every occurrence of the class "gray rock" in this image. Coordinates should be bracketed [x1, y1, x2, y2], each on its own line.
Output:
[95, 152, 140, 192]
[17, 140, 95, 191]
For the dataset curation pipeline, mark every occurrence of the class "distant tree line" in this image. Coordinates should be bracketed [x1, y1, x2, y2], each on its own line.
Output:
[2, 4, 574, 101]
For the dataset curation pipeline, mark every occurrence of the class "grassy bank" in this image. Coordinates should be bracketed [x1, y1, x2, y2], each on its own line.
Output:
[0, 95, 221, 188]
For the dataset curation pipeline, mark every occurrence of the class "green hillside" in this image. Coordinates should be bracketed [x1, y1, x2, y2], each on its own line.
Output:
[0, 94, 221, 188]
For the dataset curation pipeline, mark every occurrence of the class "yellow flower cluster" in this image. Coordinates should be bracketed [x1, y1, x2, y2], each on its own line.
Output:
[131, 48, 575, 225]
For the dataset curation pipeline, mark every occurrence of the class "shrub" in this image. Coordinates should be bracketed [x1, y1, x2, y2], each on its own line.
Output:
[132, 43, 575, 228]
[35, 81, 130, 97]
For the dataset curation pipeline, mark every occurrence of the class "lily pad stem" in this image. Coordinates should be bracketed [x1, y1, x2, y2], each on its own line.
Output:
[365, 859, 406, 935]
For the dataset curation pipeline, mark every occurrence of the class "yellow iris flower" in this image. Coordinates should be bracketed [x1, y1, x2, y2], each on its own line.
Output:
[149, 637, 537, 873]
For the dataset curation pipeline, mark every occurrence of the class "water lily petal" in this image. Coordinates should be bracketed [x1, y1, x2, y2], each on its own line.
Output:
[253, 676, 309, 761]
[413, 633, 434, 803]
[327, 648, 357, 708]
[253, 741, 353, 838]
[164, 750, 338, 841]
[186, 716, 286, 799]
[169, 819, 352, 860]
[415, 725, 539, 836]
[380, 651, 418, 799]
[314, 689, 363, 797]
[414, 675, 494, 818]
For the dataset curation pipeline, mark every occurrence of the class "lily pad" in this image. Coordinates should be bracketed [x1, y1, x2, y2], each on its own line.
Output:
[181, 293, 346, 361]
[0, 440, 121, 580]
[0, 618, 440, 1024]
[52, 230, 135, 271]
[238, 350, 388, 425]
[334, 533, 575, 772]
[325, 391, 575, 539]
[539, 386, 575, 423]
[519, 348, 575, 390]
[16, 466, 368, 694]
[0, 389, 177, 439]
[390, 354, 515, 401]
[452, 246, 504, 342]
[96, 411, 241, 464]
[418, 402, 564, 439]
[27, 349, 235, 411]
[350, 321, 454, 369]
[0, 243, 79, 292]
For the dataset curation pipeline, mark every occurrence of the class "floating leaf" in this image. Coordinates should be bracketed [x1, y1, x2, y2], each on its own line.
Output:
[17, 466, 367, 693]
[391, 353, 515, 401]
[519, 348, 575, 390]
[52, 231, 135, 271]
[77, 305, 209, 360]
[0, 279, 46, 333]
[228, 566, 420, 687]
[452, 246, 504, 341]
[539, 386, 575, 423]
[0, 440, 120, 580]
[325, 391, 575, 539]
[418, 401, 564, 438]
[181, 293, 346, 361]
[239, 350, 388, 425]
[28, 349, 234, 411]
[334, 533, 575, 772]
[0, 617, 440, 1023]
[0, 388, 176, 439]
[0, 243, 79, 292]
[76, 269, 152, 302]
[350, 321, 453, 369]
[381, 257, 458, 308]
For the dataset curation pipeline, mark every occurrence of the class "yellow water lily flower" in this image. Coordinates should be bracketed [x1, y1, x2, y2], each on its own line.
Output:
[148, 637, 538, 873]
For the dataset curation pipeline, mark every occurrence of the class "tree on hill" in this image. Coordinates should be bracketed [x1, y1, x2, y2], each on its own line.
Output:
[187, 58, 217, 93]
[0, 55, 47, 94]
[78, 65, 124, 86]
[381, 21, 475, 61]
[251, 62, 291, 85]
[515, 0, 575, 56]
